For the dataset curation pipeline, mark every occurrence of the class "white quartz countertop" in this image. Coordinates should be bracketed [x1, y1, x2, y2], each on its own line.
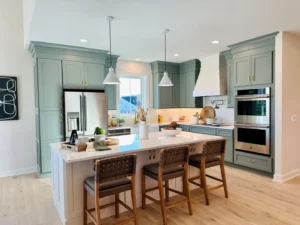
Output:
[51, 131, 223, 163]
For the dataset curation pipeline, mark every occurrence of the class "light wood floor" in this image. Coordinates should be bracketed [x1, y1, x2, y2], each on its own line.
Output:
[1, 166, 300, 225]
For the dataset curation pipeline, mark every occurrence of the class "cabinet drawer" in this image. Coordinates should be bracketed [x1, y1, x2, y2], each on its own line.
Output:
[179, 125, 190, 132]
[190, 126, 216, 135]
[234, 151, 272, 173]
[217, 129, 233, 137]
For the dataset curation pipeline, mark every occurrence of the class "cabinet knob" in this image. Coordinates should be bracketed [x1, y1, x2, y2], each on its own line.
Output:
[85, 80, 88, 86]
[82, 80, 84, 87]
[60, 100, 62, 108]
[60, 114, 64, 121]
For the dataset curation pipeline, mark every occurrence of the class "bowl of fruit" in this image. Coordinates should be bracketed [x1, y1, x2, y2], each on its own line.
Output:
[161, 122, 182, 136]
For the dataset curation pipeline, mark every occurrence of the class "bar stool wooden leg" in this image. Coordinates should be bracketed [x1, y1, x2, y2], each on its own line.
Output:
[83, 184, 88, 225]
[115, 193, 119, 218]
[131, 174, 139, 225]
[165, 180, 169, 202]
[158, 168, 167, 225]
[220, 155, 229, 198]
[141, 171, 146, 210]
[200, 157, 209, 206]
[94, 183, 101, 225]
[184, 165, 193, 215]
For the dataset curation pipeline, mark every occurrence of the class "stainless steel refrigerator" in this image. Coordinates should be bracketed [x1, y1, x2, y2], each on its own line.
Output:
[63, 90, 108, 138]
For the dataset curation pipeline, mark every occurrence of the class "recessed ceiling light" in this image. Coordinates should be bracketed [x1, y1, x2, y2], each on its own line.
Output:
[211, 40, 219, 44]
[174, 53, 180, 56]
[136, 58, 141, 61]
[80, 39, 88, 43]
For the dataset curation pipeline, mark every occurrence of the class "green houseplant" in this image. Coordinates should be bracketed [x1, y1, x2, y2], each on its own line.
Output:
[94, 127, 105, 141]
[117, 117, 125, 126]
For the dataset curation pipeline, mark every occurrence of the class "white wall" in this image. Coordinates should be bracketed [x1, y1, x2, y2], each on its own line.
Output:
[22, 0, 37, 47]
[0, 0, 36, 177]
[274, 31, 300, 182]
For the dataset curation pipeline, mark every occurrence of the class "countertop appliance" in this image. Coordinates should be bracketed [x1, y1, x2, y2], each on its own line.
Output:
[234, 87, 270, 155]
[64, 89, 108, 138]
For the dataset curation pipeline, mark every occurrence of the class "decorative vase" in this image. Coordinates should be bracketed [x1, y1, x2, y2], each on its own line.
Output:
[94, 134, 105, 141]
[193, 116, 199, 125]
[139, 121, 149, 140]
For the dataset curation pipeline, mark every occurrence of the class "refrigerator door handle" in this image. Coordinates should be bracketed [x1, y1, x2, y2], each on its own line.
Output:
[83, 95, 87, 131]
[80, 95, 83, 132]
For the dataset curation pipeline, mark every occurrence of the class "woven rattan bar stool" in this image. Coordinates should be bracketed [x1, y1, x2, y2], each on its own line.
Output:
[141, 146, 192, 225]
[83, 154, 138, 225]
[188, 139, 228, 206]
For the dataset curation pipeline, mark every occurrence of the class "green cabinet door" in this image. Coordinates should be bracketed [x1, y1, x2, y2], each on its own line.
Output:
[152, 73, 160, 109]
[159, 72, 173, 108]
[251, 52, 272, 85]
[227, 60, 234, 108]
[62, 61, 85, 89]
[180, 73, 186, 108]
[233, 56, 251, 87]
[185, 72, 196, 107]
[172, 73, 180, 108]
[40, 110, 64, 173]
[224, 137, 233, 163]
[85, 63, 105, 89]
[38, 59, 62, 110]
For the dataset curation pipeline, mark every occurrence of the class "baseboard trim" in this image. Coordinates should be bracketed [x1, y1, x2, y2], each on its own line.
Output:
[273, 169, 300, 182]
[0, 166, 38, 178]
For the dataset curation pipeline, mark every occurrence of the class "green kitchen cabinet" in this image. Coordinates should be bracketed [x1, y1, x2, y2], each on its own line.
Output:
[62, 61, 85, 89]
[224, 137, 234, 163]
[229, 32, 276, 87]
[104, 57, 118, 110]
[233, 56, 251, 87]
[63, 61, 105, 90]
[40, 110, 64, 173]
[38, 59, 63, 111]
[84, 63, 105, 89]
[223, 51, 234, 108]
[172, 73, 181, 108]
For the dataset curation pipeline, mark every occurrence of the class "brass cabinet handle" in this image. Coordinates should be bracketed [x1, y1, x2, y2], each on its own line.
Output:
[85, 80, 88, 86]
[252, 75, 255, 82]
[247, 159, 256, 163]
[82, 80, 84, 87]
[248, 75, 250, 81]
[60, 100, 62, 108]
[60, 114, 63, 121]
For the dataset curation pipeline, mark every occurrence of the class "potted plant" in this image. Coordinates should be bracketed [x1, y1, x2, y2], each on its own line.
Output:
[117, 116, 125, 126]
[94, 127, 106, 141]
[193, 112, 199, 125]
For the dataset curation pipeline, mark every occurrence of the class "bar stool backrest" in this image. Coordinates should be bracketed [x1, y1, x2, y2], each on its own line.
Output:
[202, 140, 226, 157]
[159, 146, 190, 169]
[95, 154, 137, 183]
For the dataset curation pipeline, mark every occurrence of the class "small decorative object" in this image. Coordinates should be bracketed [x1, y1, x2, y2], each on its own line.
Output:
[105, 137, 119, 146]
[0, 76, 18, 121]
[94, 127, 106, 141]
[93, 140, 111, 151]
[69, 130, 78, 145]
[137, 107, 148, 139]
[193, 112, 199, 125]
[111, 115, 117, 127]
[133, 111, 139, 125]
[61, 142, 87, 152]
[117, 116, 125, 126]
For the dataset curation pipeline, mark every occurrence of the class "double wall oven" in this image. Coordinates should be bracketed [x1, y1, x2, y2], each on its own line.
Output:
[234, 87, 270, 155]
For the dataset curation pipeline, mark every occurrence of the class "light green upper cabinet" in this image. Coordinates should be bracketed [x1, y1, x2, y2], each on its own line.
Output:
[233, 56, 251, 87]
[251, 52, 272, 85]
[229, 32, 276, 88]
[223, 50, 234, 108]
[184, 72, 197, 107]
[62, 61, 85, 89]
[172, 73, 180, 108]
[38, 59, 63, 111]
[84, 63, 105, 89]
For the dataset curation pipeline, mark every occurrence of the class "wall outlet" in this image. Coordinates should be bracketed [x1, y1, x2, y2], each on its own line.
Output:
[291, 115, 297, 122]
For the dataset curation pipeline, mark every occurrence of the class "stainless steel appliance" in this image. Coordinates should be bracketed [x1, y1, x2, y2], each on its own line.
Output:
[64, 90, 108, 138]
[234, 87, 270, 155]
[235, 87, 270, 125]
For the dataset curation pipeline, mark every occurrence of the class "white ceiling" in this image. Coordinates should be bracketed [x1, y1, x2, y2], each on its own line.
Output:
[28, 0, 300, 63]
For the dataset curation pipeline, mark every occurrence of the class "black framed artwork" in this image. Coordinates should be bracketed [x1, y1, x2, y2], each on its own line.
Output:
[0, 76, 18, 121]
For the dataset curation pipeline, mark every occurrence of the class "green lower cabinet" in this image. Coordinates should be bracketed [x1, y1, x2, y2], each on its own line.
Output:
[189, 126, 217, 135]
[40, 138, 62, 173]
[223, 137, 233, 163]
[234, 150, 272, 173]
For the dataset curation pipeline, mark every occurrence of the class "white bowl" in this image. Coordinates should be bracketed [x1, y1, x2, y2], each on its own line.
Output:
[161, 128, 182, 136]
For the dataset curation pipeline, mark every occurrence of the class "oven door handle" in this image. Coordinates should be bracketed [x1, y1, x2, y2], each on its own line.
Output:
[235, 94, 270, 100]
[234, 124, 269, 128]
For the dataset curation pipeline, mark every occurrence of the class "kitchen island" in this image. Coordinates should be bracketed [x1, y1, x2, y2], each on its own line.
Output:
[51, 131, 223, 225]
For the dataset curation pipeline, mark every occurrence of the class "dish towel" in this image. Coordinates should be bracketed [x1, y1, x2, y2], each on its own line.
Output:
[93, 140, 111, 151]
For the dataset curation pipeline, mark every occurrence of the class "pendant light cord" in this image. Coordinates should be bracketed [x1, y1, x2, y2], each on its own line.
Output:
[164, 31, 166, 72]
[109, 19, 112, 67]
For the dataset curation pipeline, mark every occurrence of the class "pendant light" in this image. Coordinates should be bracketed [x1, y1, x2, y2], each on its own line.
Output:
[103, 16, 120, 85]
[159, 29, 173, 86]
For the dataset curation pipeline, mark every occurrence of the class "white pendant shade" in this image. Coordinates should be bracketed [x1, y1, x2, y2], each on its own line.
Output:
[159, 71, 173, 86]
[103, 67, 120, 84]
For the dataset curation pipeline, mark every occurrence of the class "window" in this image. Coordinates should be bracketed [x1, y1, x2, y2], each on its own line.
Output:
[119, 76, 146, 114]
